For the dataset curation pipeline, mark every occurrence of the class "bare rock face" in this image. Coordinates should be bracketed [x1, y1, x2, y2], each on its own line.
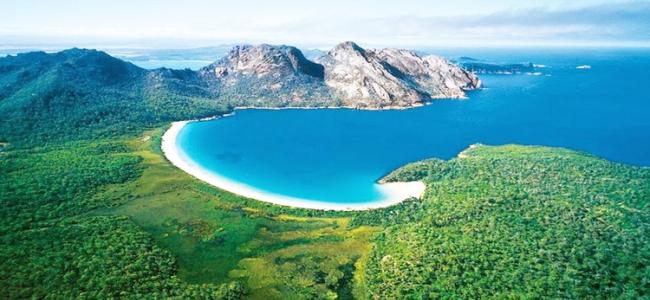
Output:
[375, 48, 481, 99]
[318, 42, 480, 107]
[200, 44, 323, 80]
[199, 44, 331, 104]
[198, 41, 480, 108]
[317, 42, 425, 108]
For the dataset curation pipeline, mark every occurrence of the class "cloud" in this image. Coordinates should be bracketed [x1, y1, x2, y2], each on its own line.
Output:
[465, 1, 650, 38]
[268, 1, 650, 47]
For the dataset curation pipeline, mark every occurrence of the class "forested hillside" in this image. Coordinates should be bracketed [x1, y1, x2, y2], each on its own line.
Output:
[362, 145, 650, 299]
[0, 49, 227, 146]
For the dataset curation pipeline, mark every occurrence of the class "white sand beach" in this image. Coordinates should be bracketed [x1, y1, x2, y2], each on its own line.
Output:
[161, 120, 426, 211]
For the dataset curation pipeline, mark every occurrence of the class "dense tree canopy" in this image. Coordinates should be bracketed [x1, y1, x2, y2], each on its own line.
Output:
[361, 145, 650, 299]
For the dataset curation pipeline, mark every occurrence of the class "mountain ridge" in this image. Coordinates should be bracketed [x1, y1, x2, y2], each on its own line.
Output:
[1, 42, 480, 110]
[0, 42, 481, 144]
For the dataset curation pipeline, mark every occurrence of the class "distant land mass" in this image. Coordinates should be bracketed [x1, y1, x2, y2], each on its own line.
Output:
[460, 62, 536, 74]
[455, 57, 540, 75]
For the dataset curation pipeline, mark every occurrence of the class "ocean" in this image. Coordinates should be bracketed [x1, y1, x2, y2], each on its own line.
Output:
[176, 48, 650, 205]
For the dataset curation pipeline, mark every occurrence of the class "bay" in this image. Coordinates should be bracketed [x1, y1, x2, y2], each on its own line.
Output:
[176, 49, 650, 205]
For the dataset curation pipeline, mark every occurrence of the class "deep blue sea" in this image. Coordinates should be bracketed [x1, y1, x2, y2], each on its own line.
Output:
[176, 48, 650, 204]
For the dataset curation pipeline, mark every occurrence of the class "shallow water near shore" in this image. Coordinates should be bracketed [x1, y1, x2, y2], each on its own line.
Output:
[176, 49, 650, 205]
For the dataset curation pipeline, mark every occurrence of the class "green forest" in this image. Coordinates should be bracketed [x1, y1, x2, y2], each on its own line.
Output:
[1, 50, 648, 299]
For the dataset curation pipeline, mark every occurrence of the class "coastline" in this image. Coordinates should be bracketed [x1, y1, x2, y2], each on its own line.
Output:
[161, 120, 426, 211]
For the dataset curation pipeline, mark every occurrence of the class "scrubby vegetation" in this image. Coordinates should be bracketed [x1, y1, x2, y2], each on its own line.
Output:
[1, 49, 648, 299]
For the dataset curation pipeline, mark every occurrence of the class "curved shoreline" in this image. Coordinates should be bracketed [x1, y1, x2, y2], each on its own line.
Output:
[161, 120, 426, 211]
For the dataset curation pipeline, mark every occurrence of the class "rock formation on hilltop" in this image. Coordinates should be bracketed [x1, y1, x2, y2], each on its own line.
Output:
[200, 44, 324, 79]
[197, 41, 481, 108]
[198, 44, 333, 105]
[317, 42, 480, 107]
[316, 42, 425, 107]
[375, 48, 481, 98]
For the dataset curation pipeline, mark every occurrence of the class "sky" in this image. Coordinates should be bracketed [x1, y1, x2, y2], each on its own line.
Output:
[1, 0, 649, 49]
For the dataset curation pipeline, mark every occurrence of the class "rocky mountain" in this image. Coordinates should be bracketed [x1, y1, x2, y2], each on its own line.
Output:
[200, 44, 324, 79]
[375, 48, 481, 98]
[196, 41, 480, 108]
[317, 42, 480, 107]
[317, 42, 425, 107]
[198, 44, 332, 105]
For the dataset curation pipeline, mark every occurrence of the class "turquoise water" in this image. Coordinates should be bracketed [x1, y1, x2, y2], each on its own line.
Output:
[176, 49, 650, 204]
